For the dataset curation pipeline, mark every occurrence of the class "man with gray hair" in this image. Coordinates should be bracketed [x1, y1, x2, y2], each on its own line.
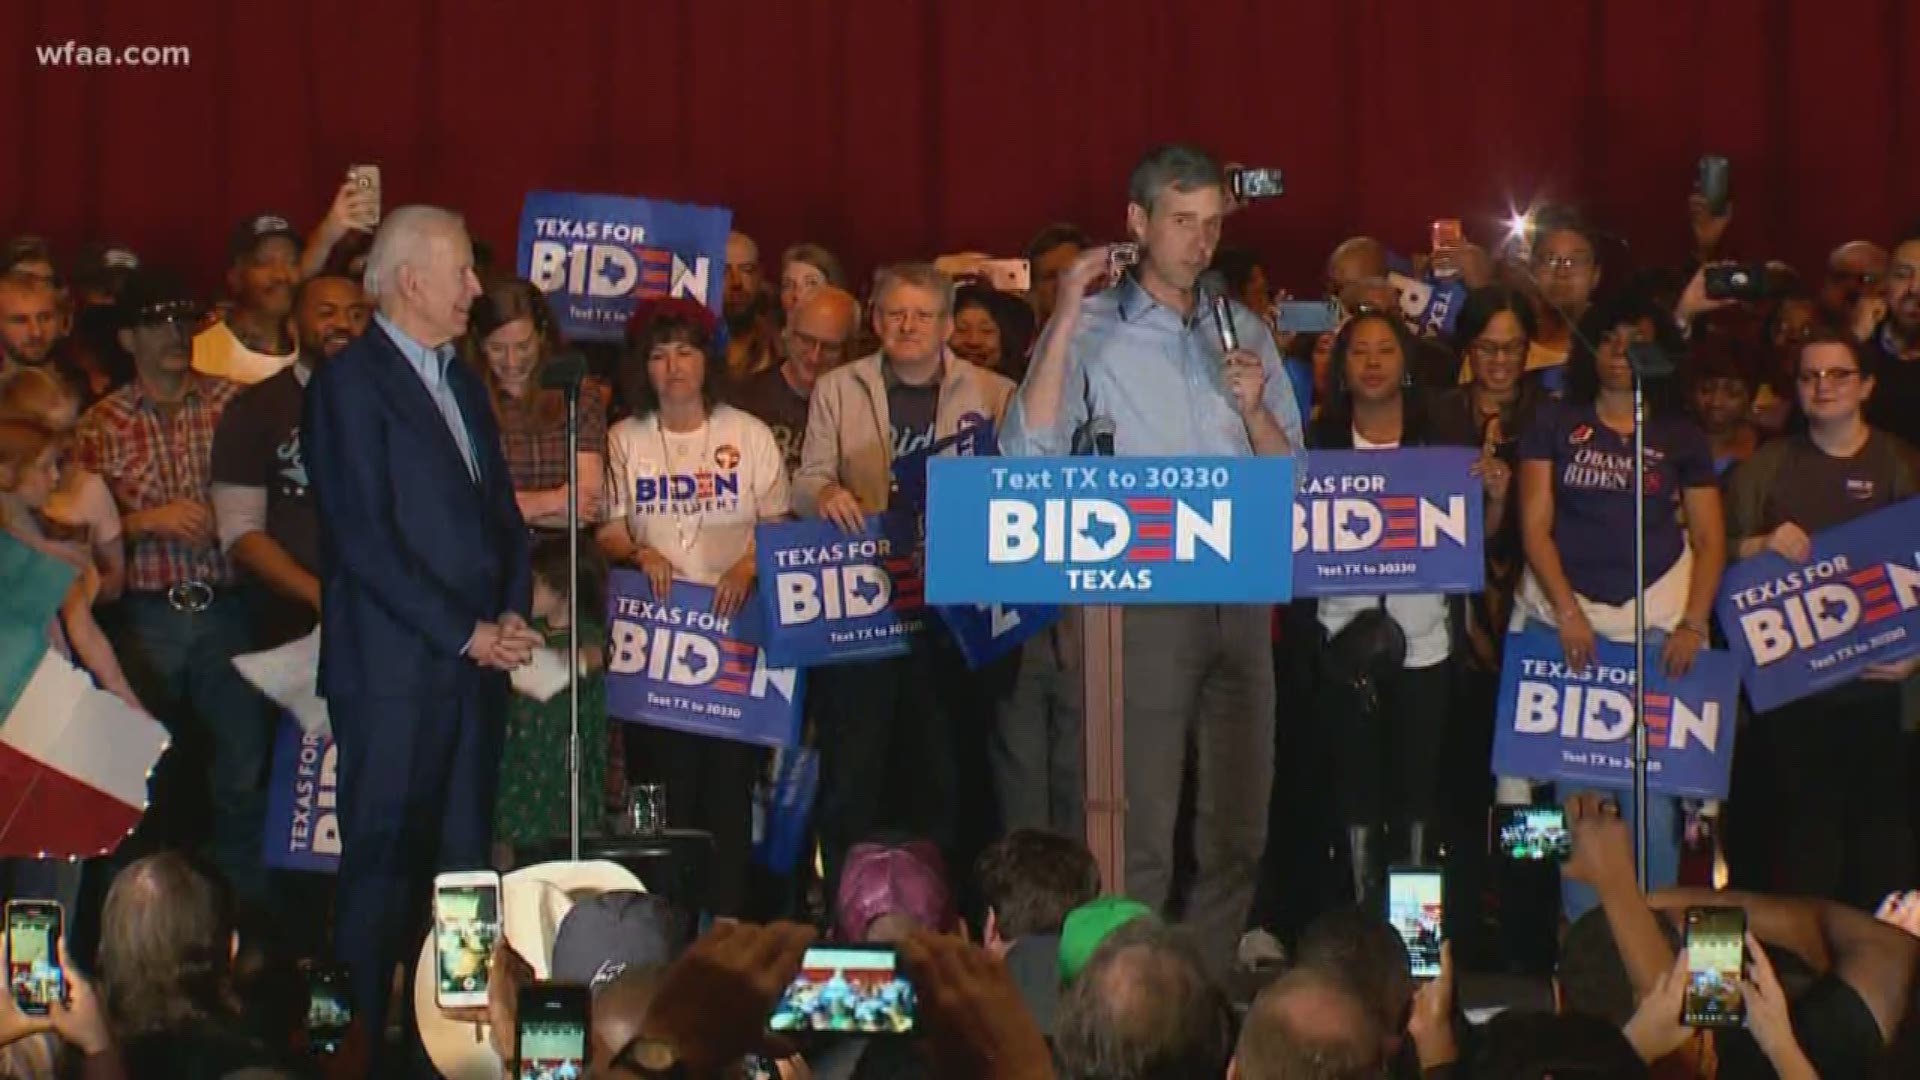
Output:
[794, 261, 1015, 892]
[1002, 142, 1302, 974]
[303, 204, 539, 1067]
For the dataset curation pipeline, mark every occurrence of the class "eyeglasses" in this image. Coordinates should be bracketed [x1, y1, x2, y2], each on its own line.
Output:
[1797, 368, 1862, 386]
[1535, 254, 1595, 273]
[787, 329, 846, 360]
[1470, 339, 1528, 361]
[882, 309, 938, 329]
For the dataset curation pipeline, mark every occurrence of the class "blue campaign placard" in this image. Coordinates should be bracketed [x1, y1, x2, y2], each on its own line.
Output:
[755, 513, 927, 667]
[935, 602, 1061, 669]
[925, 456, 1294, 605]
[605, 573, 804, 748]
[517, 191, 731, 342]
[260, 714, 341, 874]
[1293, 447, 1485, 597]
[1490, 627, 1741, 799]
[1717, 497, 1920, 712]
[890, 418, 997, 514]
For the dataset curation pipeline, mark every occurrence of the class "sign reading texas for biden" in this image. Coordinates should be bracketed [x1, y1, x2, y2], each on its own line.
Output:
[756, 513, 927, 667]
[517, 191, 731, 342]
[1716, 498, 1920, 712]
[1294, 448, 1483, 597]
[1490, 628, 1740, 799]
[924, 457, 1294, 604]
[605, 572, 803, 747]
[261, 715, 340, 873]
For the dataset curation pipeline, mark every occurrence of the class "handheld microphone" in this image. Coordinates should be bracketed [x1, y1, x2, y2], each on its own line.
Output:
[1072, 416, 1116, 457]
[541, 350, 589, 391]
[1196, 270, 1238, 355]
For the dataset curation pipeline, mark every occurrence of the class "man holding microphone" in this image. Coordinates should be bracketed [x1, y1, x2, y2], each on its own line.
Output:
[1000, 144, 1302, 973]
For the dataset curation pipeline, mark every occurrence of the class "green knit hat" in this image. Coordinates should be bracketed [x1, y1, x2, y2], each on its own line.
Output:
[1057, 896, 1153, 983]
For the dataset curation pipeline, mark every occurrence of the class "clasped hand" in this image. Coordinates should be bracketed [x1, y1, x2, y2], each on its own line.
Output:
[465, 612, 543, 671]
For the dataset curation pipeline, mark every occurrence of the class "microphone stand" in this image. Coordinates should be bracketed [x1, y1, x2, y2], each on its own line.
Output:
[563, 374, 583, 862]
[1631, 367, 1650, 889]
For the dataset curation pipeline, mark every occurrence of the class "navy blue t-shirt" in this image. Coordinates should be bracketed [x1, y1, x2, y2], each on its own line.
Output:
[1519, 399, 1715, 606]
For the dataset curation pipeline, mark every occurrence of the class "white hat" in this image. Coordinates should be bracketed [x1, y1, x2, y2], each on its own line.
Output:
[414, 860, 645, 1080]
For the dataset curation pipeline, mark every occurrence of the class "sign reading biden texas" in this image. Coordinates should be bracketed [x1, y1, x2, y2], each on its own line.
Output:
[1293, 448, 1483, 597]
[1490, 628, 1739, 799]
[517, 191, 731, 342]
[923, 457, 1294, 604]
[605, 573, 803, 749]
[1716, 498, 1920, 712]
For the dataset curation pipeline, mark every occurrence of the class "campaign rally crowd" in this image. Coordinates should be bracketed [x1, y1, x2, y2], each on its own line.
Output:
[6, 139, 1920, 1079]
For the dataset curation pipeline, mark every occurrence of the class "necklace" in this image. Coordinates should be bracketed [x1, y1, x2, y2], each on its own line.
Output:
[655, 414, 713, 552]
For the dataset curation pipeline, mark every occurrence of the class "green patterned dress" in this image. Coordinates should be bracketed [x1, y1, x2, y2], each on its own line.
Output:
[493, 618, 607, 845]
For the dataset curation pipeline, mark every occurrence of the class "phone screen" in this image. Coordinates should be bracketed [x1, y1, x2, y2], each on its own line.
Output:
[1494, 806, 1571, 861]
[768, 945, 917, 1036]
[6, 904, 62, 1016]
[304, 965, 353, 1054]
[1387, 870, 1444, 980]
[1684, 907, 1747, 1027]
[517, 1016, 588, 1079]
[435, 882, 500, 1003]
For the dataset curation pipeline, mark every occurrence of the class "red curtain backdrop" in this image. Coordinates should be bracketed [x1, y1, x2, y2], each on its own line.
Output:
[2, 0, 1915, 295]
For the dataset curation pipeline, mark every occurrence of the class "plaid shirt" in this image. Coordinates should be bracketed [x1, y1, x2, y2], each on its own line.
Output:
[493, 378, 609, 493]
[75, 372, 241, 591]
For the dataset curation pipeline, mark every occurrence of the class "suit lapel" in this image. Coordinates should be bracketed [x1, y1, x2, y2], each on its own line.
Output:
[364, 325, 484, 491]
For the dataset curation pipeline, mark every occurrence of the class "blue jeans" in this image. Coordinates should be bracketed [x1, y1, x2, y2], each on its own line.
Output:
[1561, 789, 1681, 921]
[107, 589, 272, 900]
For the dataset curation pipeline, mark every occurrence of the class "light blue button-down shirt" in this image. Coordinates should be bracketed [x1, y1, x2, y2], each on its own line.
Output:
[999, 275, 1303, 458]
[377, 311, 480, 483]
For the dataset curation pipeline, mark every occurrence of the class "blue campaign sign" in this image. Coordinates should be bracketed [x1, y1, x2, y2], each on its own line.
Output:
[1716, 497, 1920, 712]
[755, 513, 927, 667]
[1490, 627, 1741, 799]
[605, 572, 804, 748]
[936, 602, 1061, 669]
[517, 191, 731, 342]
[260, 714, 341, 874]
[924, 456, 1294, 605]
[1293, 447, 1484, 597]
[891, 417, 997, 513]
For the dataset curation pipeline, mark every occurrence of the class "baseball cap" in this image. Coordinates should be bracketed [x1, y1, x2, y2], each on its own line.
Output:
[69, 242, 141, 299]
[835, 839, 956, 942]
[1058, 896, 1153, 984]
[228, 212, 302, 263]
[112, 267, 201, 330]
[549, 890, 690, 996]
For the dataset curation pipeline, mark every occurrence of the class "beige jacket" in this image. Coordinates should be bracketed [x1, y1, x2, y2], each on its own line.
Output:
[794, 350, 1015, 516]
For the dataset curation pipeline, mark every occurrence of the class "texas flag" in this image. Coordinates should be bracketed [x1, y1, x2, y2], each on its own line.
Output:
[0, 534, 167, 858]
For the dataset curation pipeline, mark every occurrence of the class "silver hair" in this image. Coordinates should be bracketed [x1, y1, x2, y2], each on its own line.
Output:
[871, 262, 954, 317]
[361, 205, 467, 300]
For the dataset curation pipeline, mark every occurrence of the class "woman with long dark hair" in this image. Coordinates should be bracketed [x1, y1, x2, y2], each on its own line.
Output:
[1511, 290, 1726, 915]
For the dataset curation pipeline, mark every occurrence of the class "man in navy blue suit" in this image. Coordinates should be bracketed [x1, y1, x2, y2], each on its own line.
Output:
[304, 204, 539, 1066]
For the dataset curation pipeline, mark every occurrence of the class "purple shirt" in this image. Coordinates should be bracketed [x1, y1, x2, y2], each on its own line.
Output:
[1519, 400, 1714, 606]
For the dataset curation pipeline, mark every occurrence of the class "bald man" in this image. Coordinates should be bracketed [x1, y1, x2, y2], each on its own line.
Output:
[1325, 237, 1389, 297]
[1822, 240, 1889, 325]
[731, 285, 858, 476]
[1230, 968, 1386, 1080]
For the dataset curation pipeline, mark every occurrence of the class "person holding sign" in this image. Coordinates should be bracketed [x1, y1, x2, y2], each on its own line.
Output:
[598, 297, 789, 916]
[793, 261, 1015, 899]
[1723, 330, 1918, 909]
[1291, 310, 1482, 903]
[1513, 290, 1726, 915]
[1000, 144, 1302, 973]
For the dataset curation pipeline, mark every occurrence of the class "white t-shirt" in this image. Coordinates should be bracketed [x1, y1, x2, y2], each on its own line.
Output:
[192, 320, 295, 385]
[1315, 431, 1452, 669]
[605, 405, 790, 586]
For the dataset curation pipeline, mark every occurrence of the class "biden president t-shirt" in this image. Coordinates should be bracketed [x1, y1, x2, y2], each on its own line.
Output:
[1519, 400, 1714, 606]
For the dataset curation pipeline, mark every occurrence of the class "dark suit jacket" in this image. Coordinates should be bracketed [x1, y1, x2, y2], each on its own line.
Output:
[304, 321, 531, 700]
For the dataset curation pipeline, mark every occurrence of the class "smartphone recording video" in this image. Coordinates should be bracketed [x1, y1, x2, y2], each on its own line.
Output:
[516, 985, 589, 1079]
[1683, 907, 1747, 1028]
[976, 259, 1031, 293]
[1695, 155, 1731, 217]
[1274, 299, 1340, 334]
[5, 900, 63, 1017]
[1704, 264, 1789, 302]
[1493, 806, 1571, 861]
[1229, 167, 1285, 202]
[302, 962, 352, 1055]
[1386, 869, 1444, 981]
[768, 945, 917, 1036]
[433, 871, 501, 1009]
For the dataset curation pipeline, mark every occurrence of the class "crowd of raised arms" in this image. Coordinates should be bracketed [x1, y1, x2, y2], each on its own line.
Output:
[4, 141, 1920, 1079]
